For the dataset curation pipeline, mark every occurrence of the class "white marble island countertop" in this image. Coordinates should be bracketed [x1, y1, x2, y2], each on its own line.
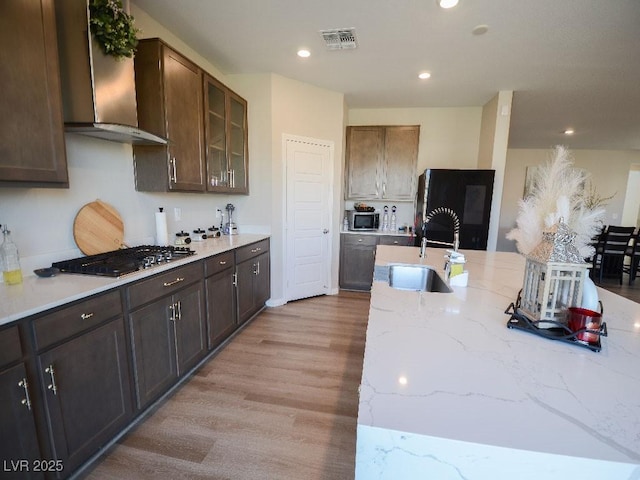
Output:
[357, 245, 640, 480]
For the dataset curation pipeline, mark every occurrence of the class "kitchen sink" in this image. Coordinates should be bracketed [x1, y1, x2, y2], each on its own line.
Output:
[387, 264, 452, 293]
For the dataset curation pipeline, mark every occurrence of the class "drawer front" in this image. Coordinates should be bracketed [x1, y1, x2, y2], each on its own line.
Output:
[378, 235, 414, 246]
[341, 234, 378, 247]
[32, 290, 123, 351]
[0, 325, 22, 366]
[235, 239, 270, 264]
[204, 251, 234, 277]
[127, 261, 202, 309]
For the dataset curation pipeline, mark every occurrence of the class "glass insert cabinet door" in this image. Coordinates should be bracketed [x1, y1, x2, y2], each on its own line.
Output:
[205, 75, 248, 193]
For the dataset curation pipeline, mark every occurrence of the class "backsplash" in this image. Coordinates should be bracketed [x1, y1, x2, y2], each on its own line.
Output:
[0, 134, 269, 277]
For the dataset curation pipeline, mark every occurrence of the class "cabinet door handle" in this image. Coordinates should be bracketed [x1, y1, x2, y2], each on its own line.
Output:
[256, 261, 260, 275]
[375, 181, 379, 196]
[80, 312, 94, 320]
[18, 378, 32, 410]
[382, 182, 386, 197]
[323, 229, 329, 234]
[232, 272, 238, 286]
[176, 301, 182, 321]
[358, 239, 363, 242]
[163, 277, 185, 287]
[45, 365, 58, 396]
[170, 157, 177, 183]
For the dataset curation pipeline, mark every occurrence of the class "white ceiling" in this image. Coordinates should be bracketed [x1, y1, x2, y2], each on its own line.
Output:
[132, 0, 640, 150]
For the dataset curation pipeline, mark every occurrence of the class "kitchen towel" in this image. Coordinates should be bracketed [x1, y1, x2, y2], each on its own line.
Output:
[155, 209, 169, 246]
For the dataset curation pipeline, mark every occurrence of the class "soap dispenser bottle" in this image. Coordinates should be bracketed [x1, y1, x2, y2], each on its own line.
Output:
[390, 205, 397, 232]
[1, 225, 23, 285]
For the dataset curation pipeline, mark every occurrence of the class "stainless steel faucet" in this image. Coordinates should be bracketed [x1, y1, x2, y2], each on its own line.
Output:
[419, 207, 461, 258]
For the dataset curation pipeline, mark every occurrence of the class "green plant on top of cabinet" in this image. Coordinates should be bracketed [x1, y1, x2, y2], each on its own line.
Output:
[133, 38, 206, 192]
[345, 125, 419, 201]
[0, 0, 68, 188]
[204, 74, 249, 193]
[127, 262, 206, 409]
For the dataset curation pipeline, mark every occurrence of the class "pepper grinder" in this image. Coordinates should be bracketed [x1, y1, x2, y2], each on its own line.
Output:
[382, 205, 389, 231]
[390, 205, 397, 232]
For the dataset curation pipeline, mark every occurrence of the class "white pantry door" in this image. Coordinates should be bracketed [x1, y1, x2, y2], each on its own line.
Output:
[284, 135, 333, 302]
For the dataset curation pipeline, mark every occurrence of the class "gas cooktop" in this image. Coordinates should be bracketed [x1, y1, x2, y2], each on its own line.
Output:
[52, 245, 196, 278]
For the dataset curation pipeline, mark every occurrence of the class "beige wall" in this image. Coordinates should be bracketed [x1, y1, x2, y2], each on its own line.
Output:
[268, 74, 346, 303]
[498, 148, 640, 252]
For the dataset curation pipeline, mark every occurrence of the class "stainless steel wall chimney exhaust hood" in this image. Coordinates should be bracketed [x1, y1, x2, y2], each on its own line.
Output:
[54, 0, 166, 145]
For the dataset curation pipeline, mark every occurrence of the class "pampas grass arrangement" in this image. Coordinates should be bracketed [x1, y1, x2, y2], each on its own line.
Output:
[507, 146, 605, 259]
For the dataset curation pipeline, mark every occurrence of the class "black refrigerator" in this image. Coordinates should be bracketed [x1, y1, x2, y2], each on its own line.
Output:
[415, 169, 495, 250]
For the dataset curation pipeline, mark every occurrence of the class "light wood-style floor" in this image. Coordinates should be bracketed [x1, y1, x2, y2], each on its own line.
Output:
[86, 291, 370, 480]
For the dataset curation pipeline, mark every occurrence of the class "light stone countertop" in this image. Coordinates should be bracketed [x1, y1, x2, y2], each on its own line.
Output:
[0, 234, 269, 326]
[356, 245, 640, 480]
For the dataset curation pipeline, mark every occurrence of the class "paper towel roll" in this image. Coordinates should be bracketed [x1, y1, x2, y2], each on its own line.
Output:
[155, 210, 169, 246]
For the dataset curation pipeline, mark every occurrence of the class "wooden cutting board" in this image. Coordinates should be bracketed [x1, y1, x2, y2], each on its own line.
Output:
[73, 200, 125, 255]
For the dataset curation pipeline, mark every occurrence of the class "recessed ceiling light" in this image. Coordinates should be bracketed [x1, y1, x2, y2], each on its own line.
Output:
[418, 72, 431, 80]
[297, 49, 311, 58]
[438, 0, 459, 8]
[564, 129, 575, 135]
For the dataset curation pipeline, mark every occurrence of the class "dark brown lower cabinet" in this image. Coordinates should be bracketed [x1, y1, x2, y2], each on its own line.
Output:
[129, 281, 206, 409]
[129, 297, 177, 409]
[206, 265, 236, 349]
[236, 251, 270, 325]
[339, 234, 414, 291]
[0, 363, 44, 480]
[37, 318, 133, 474]
[4, 241, 270, 479]
[339, 234, 378, 291]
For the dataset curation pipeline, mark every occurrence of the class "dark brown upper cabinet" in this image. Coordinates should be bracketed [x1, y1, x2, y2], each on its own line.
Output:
[134, 38, 249, 194]
[133, 38, 206, 192]
[0, 0, 68, 187]
[204, 74, 249, 194]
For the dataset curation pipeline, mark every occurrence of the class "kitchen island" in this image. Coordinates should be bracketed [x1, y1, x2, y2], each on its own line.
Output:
[357, 245, 640, 479]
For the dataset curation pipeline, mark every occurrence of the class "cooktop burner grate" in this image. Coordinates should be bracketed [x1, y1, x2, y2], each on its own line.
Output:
[52, 245, 195, 277]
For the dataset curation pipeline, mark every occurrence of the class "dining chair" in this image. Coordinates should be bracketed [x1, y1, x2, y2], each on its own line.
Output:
[624, 232, 640, 285]
[592, 226, 636, 285]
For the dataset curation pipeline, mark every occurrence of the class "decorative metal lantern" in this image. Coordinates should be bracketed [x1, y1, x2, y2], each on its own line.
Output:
[519, 220, 589, 325]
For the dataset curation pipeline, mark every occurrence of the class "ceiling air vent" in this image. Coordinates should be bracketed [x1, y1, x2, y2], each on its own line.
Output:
[319, 28, 358, 50]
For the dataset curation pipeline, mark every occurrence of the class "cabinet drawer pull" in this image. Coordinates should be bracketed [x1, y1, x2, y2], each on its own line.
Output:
[393, 240, 399, 244]
[250, 247, 262, 253]
[219, 260, 227, 265]
[358, 239, 363, 242]
[45, 365, 58, 395]
[80, 312, 94, 320]
[18, 378, 32, 410]
[163, 277, 185, 287]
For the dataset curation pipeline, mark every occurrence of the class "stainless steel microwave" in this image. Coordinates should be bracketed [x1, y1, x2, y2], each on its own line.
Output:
[347, 210, 380, 231]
